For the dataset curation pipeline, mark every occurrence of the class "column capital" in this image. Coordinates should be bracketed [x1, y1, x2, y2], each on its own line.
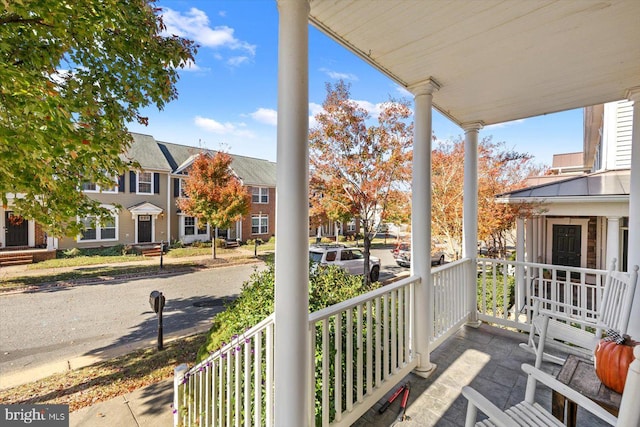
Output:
[409, 78, 441, 96]
[461, 121, 484, 132]
[626, 86, 640, 102]
[607, 216, 621, 221]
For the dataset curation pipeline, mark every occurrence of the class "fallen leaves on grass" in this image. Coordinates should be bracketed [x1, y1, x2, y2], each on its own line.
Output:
[0, 334, 206, 412]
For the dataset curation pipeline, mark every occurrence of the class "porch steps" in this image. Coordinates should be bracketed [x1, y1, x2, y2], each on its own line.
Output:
[141, 247, 163, 257]
[0, 253, 34, 267]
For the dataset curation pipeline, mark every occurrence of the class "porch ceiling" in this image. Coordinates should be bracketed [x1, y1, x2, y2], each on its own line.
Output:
[308, 0, 640, 126]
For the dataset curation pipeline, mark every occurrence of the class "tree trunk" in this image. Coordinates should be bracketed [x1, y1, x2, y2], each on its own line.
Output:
[363, 232, 371, 287]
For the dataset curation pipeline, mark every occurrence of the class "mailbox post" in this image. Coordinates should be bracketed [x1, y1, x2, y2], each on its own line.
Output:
[149, 290, 166, 350]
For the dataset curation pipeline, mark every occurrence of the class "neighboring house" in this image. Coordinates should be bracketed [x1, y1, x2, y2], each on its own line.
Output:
[159, 140, 276, 244]
[1, 132, 276, 253]
[499, 100, 633, 272]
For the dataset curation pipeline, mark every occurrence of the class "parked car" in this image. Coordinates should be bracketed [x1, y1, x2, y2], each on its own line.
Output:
[309, 244, 381, 282]
[391, 241, 445, 267]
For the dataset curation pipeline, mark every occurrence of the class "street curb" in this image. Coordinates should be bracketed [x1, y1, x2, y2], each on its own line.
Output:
[0, 324, 212, 390]
[0, 257, 264, 296]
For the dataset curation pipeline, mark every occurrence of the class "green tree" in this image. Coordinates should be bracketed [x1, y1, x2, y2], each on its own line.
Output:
[177, 152, 251, 259]
[0, 0, 196, 236]
[310, 81, 413, 284]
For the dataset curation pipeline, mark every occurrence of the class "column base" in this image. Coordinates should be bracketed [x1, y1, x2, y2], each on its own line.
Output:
[413, 362, 437, 379]
[466, 320, 482, 329]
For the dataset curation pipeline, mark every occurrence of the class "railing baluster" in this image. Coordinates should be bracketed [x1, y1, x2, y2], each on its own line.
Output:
[356, 304, 363, 403]
[391, 291, 397, 374]
[322, 318, 329, 427]
[366, 299, 372, 396]
[334, 313, 343, 422]
[375, 297, 381, 387]
[346, 307, 354, 412]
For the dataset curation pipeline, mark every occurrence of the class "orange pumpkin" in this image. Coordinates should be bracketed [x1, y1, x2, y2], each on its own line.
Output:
[594, 339, 638, 393]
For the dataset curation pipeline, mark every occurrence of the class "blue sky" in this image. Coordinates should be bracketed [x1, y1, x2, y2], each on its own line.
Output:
[127, 0, 584, 166]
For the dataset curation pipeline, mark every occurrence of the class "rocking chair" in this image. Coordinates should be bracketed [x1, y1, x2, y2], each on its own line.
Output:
[520, 260, 638, 368]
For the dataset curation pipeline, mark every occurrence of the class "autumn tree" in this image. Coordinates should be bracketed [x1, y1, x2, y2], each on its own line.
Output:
[310, 81, 413, 284]
[177, 152, 250, 259]
[0, 0, 196, 236]
[431, 136, 541, 258]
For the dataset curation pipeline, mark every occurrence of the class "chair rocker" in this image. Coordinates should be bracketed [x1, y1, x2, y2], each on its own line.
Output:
[462, 346, 640, 426]
[520, 260, 638, 368]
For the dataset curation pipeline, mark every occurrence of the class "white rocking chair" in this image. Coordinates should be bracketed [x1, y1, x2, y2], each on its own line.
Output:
[462, 346, 640, 426]
[520, 260, 638, 368]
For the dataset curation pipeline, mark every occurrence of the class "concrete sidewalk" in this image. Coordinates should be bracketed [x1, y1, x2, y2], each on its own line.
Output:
[70, 378, 174, 427]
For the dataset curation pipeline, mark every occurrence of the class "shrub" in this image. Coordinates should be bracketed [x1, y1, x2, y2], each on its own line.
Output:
[196, 263, 378, 362]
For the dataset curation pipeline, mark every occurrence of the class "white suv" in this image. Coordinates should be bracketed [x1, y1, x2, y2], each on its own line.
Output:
[309, 244, 381, 282]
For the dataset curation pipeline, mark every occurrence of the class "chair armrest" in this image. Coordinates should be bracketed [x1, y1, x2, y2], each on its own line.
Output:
[461, 386, 514, 427]
[521, 364, 617, 426]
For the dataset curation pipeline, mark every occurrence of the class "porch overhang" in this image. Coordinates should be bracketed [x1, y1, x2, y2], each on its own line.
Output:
[127, 202, 163, 220]
[308, 0, 640, 126]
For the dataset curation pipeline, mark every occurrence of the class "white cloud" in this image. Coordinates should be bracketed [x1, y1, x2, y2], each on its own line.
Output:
[319, 68, 358, 81]
[395, 85, 412, 98]
[227, 56, 251, 67]
[161, 8, 256, 65]
[353, 100, 384, 118]
[250, 108, 278, 126]
[194, 116, 255, 138]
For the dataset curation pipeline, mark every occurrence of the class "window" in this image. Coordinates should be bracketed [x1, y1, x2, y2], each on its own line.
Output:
[79, 210, 118, 241]
[82, 177, 117, 193]
[252, 187, 269, 204]
[347, 221, 356, 232]
[185, 217, 195, 235]
[138, 172, 153, 194]
[252, 214, 268, 234]
[197, 220, 208, 235]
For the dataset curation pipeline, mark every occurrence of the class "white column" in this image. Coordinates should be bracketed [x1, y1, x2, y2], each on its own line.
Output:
[28, 220, 35, 247]
[410, 79, 439, 375]
[525, 218, 534, 263]
[516, 217, 525, 312]
[606, 216, 621, 271]
[274, 1, 309, 425]
[626, 87, 640, 339]
[462, 121, 483, 324]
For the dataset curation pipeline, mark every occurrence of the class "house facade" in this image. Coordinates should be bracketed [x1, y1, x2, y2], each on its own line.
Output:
[500, 100, 633, 272]
[0, 132, 276, 252]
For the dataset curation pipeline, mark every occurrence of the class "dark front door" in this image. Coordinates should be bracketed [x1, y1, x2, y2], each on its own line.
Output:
[552, 224, 581, 267]
[138, 215, 152, 243]
[5, 212, 28, 247]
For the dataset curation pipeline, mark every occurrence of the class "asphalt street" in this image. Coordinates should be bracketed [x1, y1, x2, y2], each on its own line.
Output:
[0, 247, 403, 388]
[0, 263, 262, 385]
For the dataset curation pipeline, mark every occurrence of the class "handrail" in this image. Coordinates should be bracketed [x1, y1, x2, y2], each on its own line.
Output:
[309, 274, 420, 322]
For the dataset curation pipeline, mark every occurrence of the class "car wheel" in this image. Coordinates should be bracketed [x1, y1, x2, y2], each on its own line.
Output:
[370, 265, 380, 282]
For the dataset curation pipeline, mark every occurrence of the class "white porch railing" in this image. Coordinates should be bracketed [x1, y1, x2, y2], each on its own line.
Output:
[476, 258, 609, 331]
[173, 314, 275, 427]
[308, 275, 419, 426]
[174, 259, 611, 426]
[431, 259, 472, 350]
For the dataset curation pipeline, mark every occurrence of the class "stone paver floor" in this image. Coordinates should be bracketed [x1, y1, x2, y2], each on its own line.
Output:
[353, 323, 611, 426]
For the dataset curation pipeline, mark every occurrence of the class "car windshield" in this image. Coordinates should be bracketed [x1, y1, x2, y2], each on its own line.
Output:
[309, 251, 324, 263]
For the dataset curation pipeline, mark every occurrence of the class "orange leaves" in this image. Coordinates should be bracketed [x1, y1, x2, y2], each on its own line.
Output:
[177, 152, 250, 231]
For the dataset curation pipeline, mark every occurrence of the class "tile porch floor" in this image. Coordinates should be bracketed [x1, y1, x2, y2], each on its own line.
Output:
[353, 323, 610, 426]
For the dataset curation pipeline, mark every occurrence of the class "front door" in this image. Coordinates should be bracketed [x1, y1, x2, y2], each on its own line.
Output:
[552, 224, 581, 267]
[5, 212, 28, 247]
[138, 215, 152, 243]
